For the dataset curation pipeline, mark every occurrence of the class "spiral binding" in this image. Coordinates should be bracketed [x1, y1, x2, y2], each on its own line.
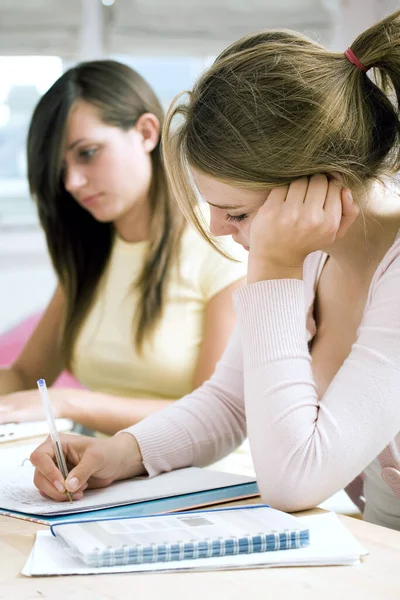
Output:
[85, 528, 309, 568]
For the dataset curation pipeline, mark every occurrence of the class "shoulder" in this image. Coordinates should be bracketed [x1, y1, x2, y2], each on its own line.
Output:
[360, 235, 400, 334]
[378, 232, 400, 274]
[369, 234, 400, 300]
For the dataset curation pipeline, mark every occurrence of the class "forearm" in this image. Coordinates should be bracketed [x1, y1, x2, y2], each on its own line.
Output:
[60, 388, 176, 435]
[0, 366, 28, 394]
[234, 278, 400, 512]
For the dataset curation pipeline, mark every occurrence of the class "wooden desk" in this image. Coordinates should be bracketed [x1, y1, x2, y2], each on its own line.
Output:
[1, 503, 400, 600]
[1, 436, 399, 598]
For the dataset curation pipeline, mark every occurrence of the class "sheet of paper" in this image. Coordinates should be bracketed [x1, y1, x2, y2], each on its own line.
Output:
[0, 442, 38, 468]
[0, 466, 256, 516]
[0, 419, 73, 443]
[22, 513, 368, 576]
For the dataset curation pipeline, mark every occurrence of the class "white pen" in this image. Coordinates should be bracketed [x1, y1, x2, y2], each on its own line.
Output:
[37, 378, 73, 503]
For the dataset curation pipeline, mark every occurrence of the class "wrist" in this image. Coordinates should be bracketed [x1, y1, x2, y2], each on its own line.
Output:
[247, 256, 303, 283]
[113, 432, 146, 479]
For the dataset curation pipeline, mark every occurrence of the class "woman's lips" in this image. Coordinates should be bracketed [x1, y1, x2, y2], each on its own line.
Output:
[81, 193, 102, 207]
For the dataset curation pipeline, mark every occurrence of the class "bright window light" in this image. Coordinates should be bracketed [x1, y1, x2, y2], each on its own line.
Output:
[0, 56, 63, 102]
[0, 104, 10, 128]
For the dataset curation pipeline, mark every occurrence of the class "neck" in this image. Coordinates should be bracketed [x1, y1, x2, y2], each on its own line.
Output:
[323, 182, 400, 281]
[114, 195, 152, 243]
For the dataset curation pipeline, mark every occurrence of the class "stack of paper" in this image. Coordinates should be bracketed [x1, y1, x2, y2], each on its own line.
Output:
[22, 513, 368, 576]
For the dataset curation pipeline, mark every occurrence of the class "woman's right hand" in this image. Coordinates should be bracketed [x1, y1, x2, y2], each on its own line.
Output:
[30, 432, 146, 501]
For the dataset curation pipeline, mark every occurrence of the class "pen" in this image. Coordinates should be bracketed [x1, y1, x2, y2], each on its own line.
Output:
[37, 378, 73, 503]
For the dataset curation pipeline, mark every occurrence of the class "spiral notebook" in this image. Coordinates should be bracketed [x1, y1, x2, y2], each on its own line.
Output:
[23, 513, 368, 576]
[50, 504, 309, 567]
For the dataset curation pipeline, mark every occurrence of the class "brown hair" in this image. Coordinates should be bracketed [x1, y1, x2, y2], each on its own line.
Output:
[28, 60, 186, 366]
[163, 10, 400, 250]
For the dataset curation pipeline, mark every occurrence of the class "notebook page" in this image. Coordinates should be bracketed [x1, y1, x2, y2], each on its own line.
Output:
[0, 441, 38, 468]
[0, 466, 256, 516]
[22, 513, 368, 576]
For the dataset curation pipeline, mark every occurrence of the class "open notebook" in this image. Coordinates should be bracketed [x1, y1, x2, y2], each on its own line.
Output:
[0, 466, 258, 525]
[22, 512, 368, 576]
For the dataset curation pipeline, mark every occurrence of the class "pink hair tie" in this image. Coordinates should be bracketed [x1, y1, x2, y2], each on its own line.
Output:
[344, 48, 368, 72]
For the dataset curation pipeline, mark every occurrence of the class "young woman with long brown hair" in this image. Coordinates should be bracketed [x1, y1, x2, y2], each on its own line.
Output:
[0, 60, 246, 435]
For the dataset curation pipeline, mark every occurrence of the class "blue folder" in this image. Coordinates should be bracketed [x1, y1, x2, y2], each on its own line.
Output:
[0, 481, 259, 525]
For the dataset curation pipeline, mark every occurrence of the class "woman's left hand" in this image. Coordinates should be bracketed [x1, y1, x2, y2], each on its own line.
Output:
[0, 389, 65, 424]
[247, 174, 359, 283]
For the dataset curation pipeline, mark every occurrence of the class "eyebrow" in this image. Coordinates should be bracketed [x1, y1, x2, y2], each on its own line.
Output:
[207, 201, 247, 210]
[66, 138, 87, 151]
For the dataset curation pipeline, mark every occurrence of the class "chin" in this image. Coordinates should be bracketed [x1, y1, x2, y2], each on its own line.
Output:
[89, 208, 119, 223]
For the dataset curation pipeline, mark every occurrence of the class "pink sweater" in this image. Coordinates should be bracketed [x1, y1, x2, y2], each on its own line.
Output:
[127, 231, 400, 513]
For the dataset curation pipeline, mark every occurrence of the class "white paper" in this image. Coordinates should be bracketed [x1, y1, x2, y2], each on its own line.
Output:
[0, 466, 255, 516]
[0, 419, 73, 443]
[22, 513, 368, 576]
[0, 442, 39, 468]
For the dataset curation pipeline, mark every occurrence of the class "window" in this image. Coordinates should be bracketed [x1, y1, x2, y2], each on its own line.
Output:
[0, 56, 63, 226]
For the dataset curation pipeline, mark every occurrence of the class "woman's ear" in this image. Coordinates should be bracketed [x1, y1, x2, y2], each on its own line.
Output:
[135, 113, 160, 153]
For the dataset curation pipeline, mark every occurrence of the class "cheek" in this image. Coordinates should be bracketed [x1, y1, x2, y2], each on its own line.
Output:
[109, 150, 152, 195]
[127, 155, 152, 196]
[95, 153, 124, 185]
[127, 145, 151, 176]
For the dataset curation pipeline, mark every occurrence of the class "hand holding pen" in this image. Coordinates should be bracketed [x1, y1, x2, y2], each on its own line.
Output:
[37, 379, 73, 503]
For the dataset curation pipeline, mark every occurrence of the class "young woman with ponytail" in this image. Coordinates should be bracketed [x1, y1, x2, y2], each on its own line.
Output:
[31, 12, 400, 530]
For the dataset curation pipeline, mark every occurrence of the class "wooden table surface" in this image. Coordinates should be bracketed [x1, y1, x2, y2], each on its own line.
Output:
[1, 437, 400, 599]
[1, 501, 400, 600]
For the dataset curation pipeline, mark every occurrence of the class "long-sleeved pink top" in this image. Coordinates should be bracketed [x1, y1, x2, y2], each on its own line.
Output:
[126, 231, 400, 521]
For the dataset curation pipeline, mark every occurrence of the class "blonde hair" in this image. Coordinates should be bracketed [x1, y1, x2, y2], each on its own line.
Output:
[163, 11, 400, 252]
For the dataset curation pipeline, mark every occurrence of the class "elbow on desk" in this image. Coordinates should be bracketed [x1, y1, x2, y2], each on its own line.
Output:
[256, 471, 332, 514]
[252, 437, 344, 512]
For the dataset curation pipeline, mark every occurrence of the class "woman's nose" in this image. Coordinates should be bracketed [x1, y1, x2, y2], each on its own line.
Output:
[64, 166, 87, 194]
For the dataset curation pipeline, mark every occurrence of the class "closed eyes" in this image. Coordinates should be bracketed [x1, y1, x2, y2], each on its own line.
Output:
[225, 213, 248, 223]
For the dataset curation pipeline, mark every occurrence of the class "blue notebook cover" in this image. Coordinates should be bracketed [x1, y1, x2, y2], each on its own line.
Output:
[50, 504, 310, 567]
[0, 481, 259, 526]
